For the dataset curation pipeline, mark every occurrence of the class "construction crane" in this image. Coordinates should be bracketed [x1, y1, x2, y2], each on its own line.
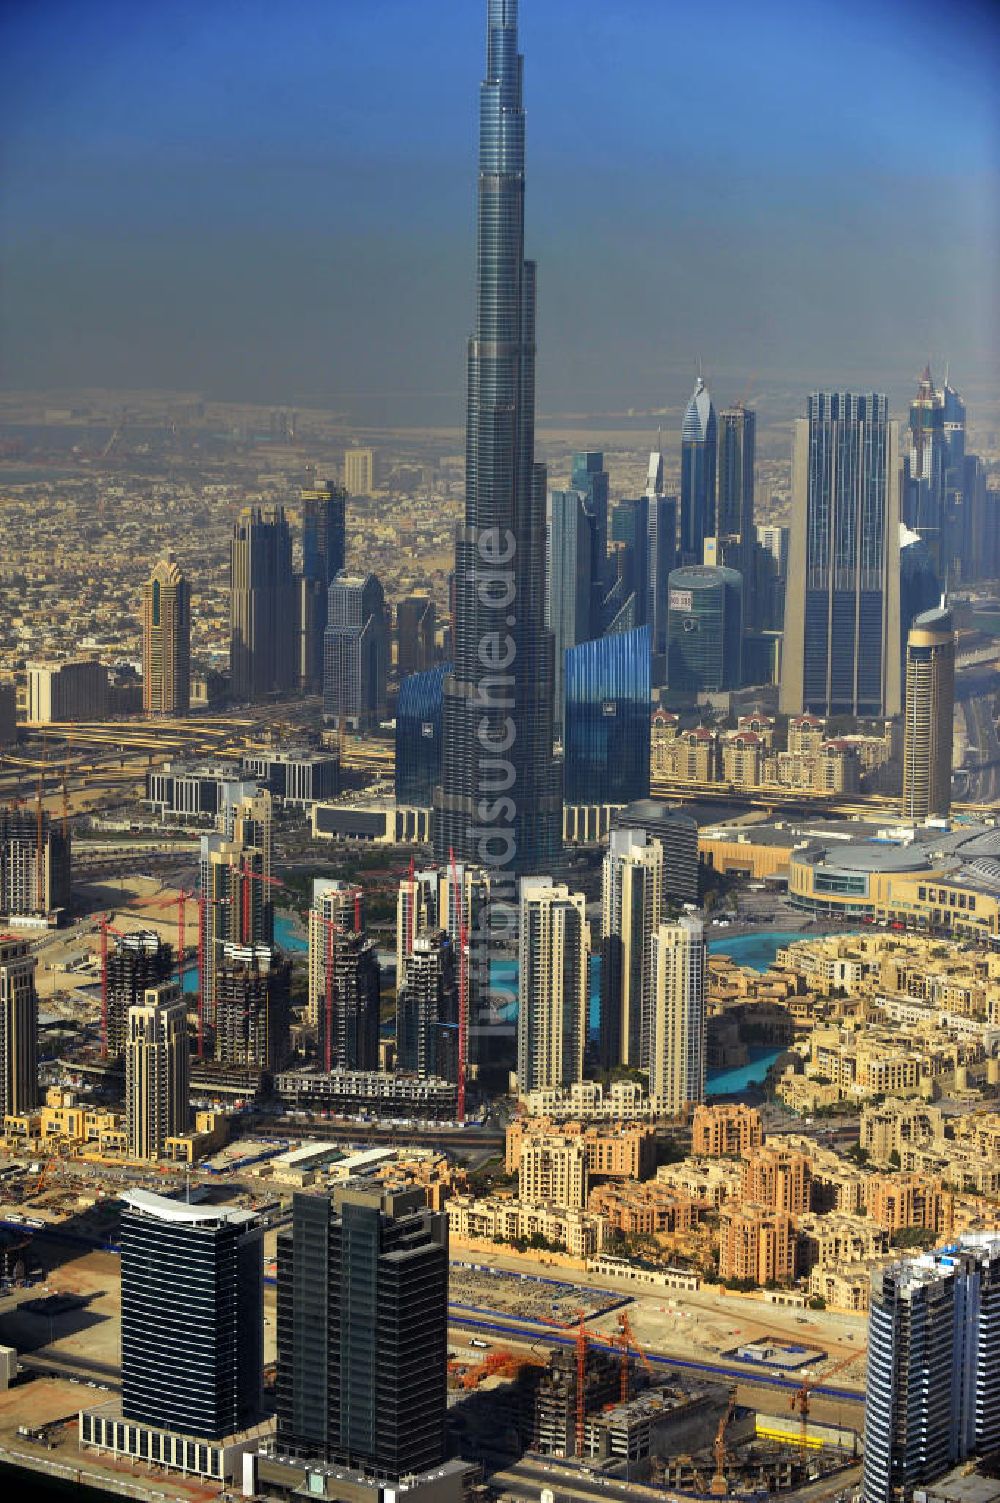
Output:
[789, 1346, 865, 1456]
[232, 861, 283, 946]
[449, 847, 468, 1125]
[615, 1309, 653, 1403]
[709, 1387, 738, 1496]
[575, 1310, 588, 1459]
[32, 1156, 57, 1198]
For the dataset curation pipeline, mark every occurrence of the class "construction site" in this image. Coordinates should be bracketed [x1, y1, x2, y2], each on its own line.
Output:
[449, 1306, 861, 1501]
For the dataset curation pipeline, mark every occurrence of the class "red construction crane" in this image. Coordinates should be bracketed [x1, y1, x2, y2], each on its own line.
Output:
[615, 1309, 653, 1403]
[789, 1347, 864, 1456]
[175, 888, 194, 995]
[231, 860, 283, 945]
[449, 848, 468, 1125]
[575, 1310, 588, 1459]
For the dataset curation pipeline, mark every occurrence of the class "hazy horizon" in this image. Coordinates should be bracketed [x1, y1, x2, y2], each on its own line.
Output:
[2, 0, 998, 428]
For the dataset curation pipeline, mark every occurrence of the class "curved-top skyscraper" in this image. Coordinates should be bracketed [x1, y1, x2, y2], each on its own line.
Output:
[435, 0, 561, 880]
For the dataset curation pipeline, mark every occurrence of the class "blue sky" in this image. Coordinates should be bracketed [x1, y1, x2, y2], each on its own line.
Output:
[2, 0, 998, 423]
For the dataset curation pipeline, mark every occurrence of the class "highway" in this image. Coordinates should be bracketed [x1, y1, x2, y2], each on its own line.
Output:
[447, 1311, 864, 1407]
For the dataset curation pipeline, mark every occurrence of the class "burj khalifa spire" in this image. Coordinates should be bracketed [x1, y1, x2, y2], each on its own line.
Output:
[435, 0, 561, 881]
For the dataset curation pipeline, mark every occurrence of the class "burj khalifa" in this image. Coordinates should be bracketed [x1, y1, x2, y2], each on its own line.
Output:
[434, 0, 561, 880]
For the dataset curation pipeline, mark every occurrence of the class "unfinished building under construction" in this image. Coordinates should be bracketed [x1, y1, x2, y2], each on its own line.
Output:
[0, 807, 71, 921]
[105, 931, 174, 1059]
[214, 942, 291, 1073]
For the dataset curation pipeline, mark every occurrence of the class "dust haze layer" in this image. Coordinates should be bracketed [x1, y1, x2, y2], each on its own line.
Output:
[1, 0, 998, 425]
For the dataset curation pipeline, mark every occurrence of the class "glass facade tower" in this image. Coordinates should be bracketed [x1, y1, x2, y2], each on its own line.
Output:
[396, 663, 449, 807]
[435, 0, 561, 876]
[780, 392, 901, 718]
[680, 377, 717, 563]
[564, 626, 651, 806]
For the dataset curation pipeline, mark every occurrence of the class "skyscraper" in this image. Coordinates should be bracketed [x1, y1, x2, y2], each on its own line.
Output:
[300, 481, 348, 694]
[124, 982, 189, 1161]
[315, 929, 380, 1075]
[118, 1189, 263, 1440]
[105, 930, 174, 1059]
[517, 878, 589, 1093]
[666, 564, 743, 693]
[718, 402, 757, 577]
[301, 480, 347, 589]
[214, 942, 291, 1073]
[229, 506, 296, 703]
[648, 494, 678, 670]
[563, 627, 651, 806]
[905, 365, 945, 535]
[863, 1235, 1000, 1503]
[396, 596, 437, 678]
[599, 829, 664, 1071]
[142, 554, 190, 716]
[571, 450, 610, 608]
[0, 937, 37, 1118]
[308, 878, 363, 1028]
[902, 606, 955, 822]
[647, 915, 706, 1113]
[396, 663, 449, 808]
[780, 393, 901, 718]
[609, 495, 649, 631]
[323, 572, 388, 731]
[343, 447, 375, 496]
[276, 1185, 448, 1480]
[396, 929, 458, 1082]
[435, 0, 561, 879]
[546, 489, 594, 738]
[199, 787, 273, 1030]
[680, 376, 717, 564]
[0, 807, 71, 920]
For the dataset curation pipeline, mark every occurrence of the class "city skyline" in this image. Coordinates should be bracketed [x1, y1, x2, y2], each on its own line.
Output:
[2, 2, 997, 425]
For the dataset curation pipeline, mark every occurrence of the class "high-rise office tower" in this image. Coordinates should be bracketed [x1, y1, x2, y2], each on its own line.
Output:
[308, 878, 364, 1028]
[323, 572, 388, 731]
[646, 915, 705, 1113]
[214, 942, 291, 1073]
[0, 937, 38, 1118]
[276, 1185, 448, 1479]
[0, 807, 71, 920]
[612, 802, 699, 905]
[863, 1234, 1000, 1503]
[105, 930, 174, 1059]
[563, 627, 651, 806]
[546, 489, 594, 738]
[230, 506, 296, 702]
[517, 878, 589, 1093]
[125, 982, 189, 1161]
[905, 365, 945, 536]
[667, 564, 743, 693]
[648, 494, 679, 671]
[315, 929, 380, 1074]
[902, 606, 955, 822]
[395, 663, 449, 807]
[717, 404, 755, 546]
[599, 829, 664, 1071]
[680, 376, 717, 564]
[301, 480, 347, 588]
[299, 481, 348, 693]
[343, 447, 375, 496]
[119, 1188, 263, 1440]
[396, 930, 458, 1082]
[780, 393, 901, 718]
[0, 680, 15, 747]
[571, 450, 610, 611]
[396, 596, 437, 678]
[142, 555, 190, 716]
[435, 0, 561, 879]
[753, 523, 789, 631]
[609, 496, 650, 631]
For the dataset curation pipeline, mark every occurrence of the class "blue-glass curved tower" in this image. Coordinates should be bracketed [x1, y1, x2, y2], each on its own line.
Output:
[397, 663, 449, 808]
[435, 0, 561, 877]
[564, 627, 651, 806]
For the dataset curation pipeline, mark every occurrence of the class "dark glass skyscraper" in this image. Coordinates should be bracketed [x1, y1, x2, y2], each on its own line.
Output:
[780, 392, 901, 718]
[717, 404, 755, 559]
[230, 506, 297, 702]
[435, 0, 561, 877]
[564, 627, 651, 806]
[667, 564, 743, 693]
[276, 1186, 448, 1480]
[680, 376, 717, 563]
[119, 1190, 264, 1441]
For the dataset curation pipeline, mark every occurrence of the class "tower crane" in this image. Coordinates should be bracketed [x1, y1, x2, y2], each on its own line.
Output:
[789, 1346, 865, 1456]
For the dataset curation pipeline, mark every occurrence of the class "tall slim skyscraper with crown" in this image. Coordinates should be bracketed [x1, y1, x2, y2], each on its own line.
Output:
[435, 0, 561, 880]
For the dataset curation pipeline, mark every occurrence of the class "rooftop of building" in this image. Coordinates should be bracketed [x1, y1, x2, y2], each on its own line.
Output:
[121, 1188, 258, 1228]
